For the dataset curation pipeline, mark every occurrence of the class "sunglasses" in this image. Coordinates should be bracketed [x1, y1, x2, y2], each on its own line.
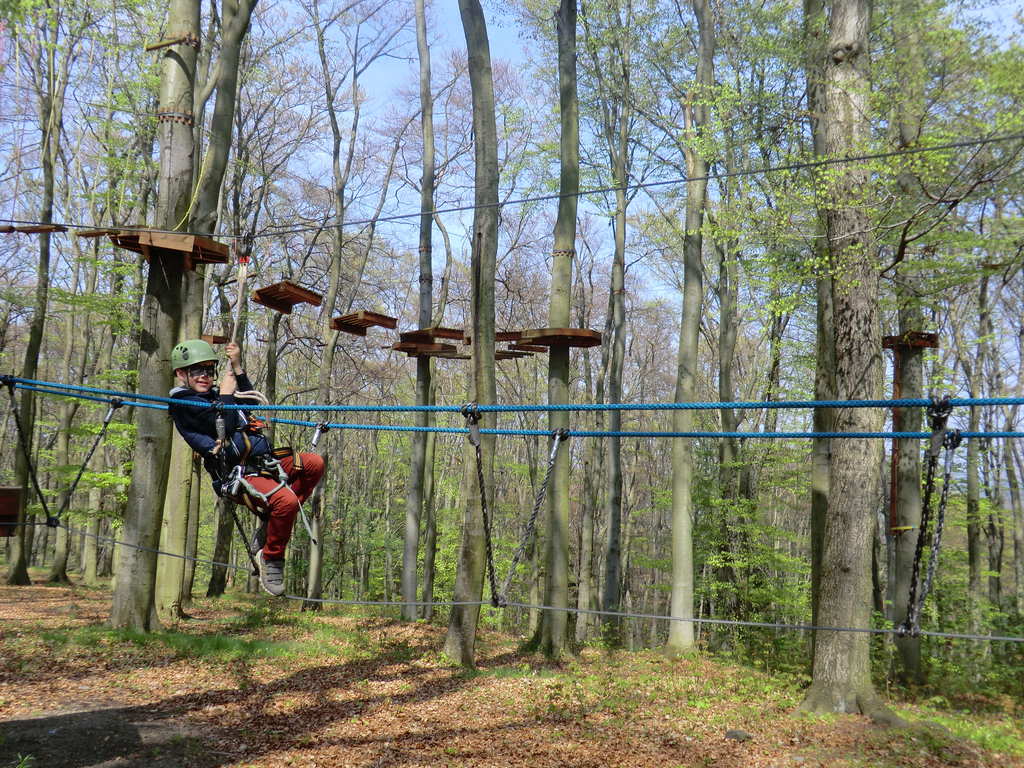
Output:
[186, 363, 217, 378]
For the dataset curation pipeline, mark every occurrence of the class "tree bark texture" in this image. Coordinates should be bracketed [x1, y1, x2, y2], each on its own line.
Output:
[445, 0, 499, 667]
[667, 0, 714, 653]
[541, 0, 578, 660]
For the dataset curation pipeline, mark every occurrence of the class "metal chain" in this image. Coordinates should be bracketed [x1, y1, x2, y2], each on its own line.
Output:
[899, 397, 951, 637]
[3, 376, 55, 524]
[497, 428, 569, 606]
[462, 404, 500, 607]
[915, 428, 962, 625]
[52, 398, 123, 521]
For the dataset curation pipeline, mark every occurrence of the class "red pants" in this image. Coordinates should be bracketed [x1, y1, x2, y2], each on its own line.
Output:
[244, 453, 324, 560]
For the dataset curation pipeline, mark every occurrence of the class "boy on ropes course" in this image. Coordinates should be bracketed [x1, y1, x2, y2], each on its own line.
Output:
[168, 339, 324, 597]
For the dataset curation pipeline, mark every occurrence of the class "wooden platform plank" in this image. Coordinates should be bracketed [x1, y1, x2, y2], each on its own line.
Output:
[400, 326, 466, 344]
[200, 334, 229, 345]
[15, 224, 68, 234]
[252, 280, 323, 314]
[0, 487, 23, 538]
[510, 343, 548, 353]
[109, 229, 229, 270]
[519, 328, 602, 348]
[332, 310, 398, 335]
[392, 342, 456, 356]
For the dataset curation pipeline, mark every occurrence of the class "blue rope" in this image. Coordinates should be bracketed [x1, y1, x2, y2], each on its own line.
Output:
[9, 378, 1024, 440]
[13, 376, 1024, 414]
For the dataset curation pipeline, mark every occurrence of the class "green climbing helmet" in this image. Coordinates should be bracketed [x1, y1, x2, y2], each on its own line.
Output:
[171, 339, 218, 371]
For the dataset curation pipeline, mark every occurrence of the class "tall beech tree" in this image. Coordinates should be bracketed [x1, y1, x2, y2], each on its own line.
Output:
[110, 0, 200, 630]
[444, 0, 499, 667]
[801, 0, 899, 721]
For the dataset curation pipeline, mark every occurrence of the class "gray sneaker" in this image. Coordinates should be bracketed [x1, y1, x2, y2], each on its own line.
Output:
[257, 550, 286, 597]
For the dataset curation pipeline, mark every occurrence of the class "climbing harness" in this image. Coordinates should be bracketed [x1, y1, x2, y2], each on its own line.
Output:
[212, 400, 318, 575]
[3, 375, 122, 527]
[898, 397, 962, 638]
[462, 403, 570, 607]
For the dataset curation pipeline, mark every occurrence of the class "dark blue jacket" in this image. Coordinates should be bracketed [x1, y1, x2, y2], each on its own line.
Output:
[168, 373, 271, 486]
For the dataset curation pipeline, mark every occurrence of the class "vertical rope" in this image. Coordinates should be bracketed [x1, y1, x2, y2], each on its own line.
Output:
[463, 404, 500, 607]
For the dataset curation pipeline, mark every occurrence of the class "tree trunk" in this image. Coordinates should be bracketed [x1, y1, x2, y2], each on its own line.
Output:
[540, 0, 578, 660]
[801, 0, 899, 722]
[402, 0, 436, 621]
[445, 0, 499, 667]
[666, 0, 713, 654]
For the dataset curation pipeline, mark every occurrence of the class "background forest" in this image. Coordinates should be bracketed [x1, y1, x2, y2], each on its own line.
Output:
[1, 0, 1023, 711]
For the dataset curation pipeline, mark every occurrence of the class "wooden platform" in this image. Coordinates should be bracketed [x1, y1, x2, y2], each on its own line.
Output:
[200, 334, 229, 345]
[399, 327, 466, 344]
[392, 341, 458, 357]
[882, 331, 939, 349]
[0, 487, 23, 538]
[496, 350, 533, 360]
[252, 281, 323, 314]
[14, 224, 68, 234]
[519, 328, 602, 348]
[77, 229, 119, 238]
[510, 343, 548, 353]
[110, 229, 229, 271]
[332, 310, 398, 336]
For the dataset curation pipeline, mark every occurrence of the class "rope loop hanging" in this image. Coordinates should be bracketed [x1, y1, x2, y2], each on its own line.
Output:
[898, 396, 958, 638]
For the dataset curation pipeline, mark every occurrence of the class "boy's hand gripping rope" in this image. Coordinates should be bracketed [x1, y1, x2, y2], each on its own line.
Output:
[898, 397, 961, 638]
[462, 403, 501, 607]
[496, 428, 570, 607]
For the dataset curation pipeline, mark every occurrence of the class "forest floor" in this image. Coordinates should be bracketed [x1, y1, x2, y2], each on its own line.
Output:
[0, 579, 1021, 768]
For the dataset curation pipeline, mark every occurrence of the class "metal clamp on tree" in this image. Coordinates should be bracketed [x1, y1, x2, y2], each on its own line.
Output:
[897, 396, 960, 638]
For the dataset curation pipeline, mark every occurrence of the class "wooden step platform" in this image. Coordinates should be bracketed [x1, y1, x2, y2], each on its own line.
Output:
[200, 333, 229, 345]
[510, 343, 548, 353]
[110, 229, 228, 271]
[332, 310, 398, 336]
[399, 327, 466, 344]
[392, 341, 458, 356]
[0, 487, 23, 538]
[13, 224, 68, 234]
[519, 328, 602, 348]
[252, 280, 323, 314]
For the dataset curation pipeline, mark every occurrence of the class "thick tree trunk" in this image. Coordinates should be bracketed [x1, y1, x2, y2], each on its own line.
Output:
[802, 0, 899, 722]
[109, 0, 199, 631]
[540, 0, 578, 660]
[445, 0, 499, 667]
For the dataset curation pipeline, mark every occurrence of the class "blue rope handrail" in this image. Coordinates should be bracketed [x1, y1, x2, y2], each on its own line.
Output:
[10, 375, 1024, 414]
[10, 380, 1024, 440]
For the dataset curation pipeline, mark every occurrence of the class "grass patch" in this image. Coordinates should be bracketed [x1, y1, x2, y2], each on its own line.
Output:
[40, 625, 298, 661]
[896, 707, 1024, 757]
